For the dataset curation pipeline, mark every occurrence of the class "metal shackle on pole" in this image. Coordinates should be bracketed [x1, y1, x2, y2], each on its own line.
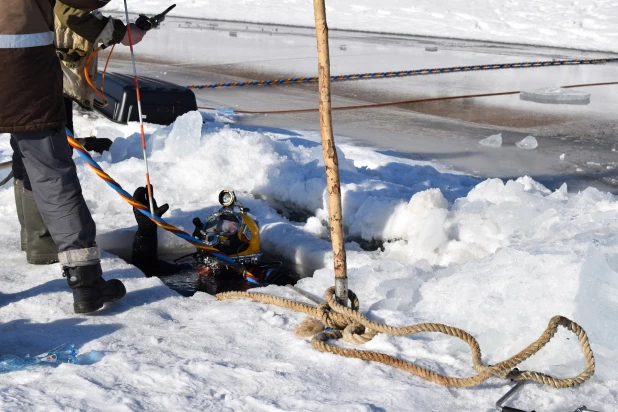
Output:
[312, 0, 348, 306]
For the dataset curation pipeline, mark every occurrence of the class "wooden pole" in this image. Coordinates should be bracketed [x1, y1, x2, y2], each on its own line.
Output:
[313, 0, 348, 306]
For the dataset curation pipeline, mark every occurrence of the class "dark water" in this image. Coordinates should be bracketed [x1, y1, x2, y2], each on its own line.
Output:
[156, 252, 300, 297]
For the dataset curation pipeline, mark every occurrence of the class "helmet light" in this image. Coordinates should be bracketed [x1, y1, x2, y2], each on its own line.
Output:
[219, 190, 236, 207]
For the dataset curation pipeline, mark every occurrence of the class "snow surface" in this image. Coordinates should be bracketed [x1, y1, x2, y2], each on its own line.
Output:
[106, 0, 618, 52]
[1, 110, 617, 410]
[2, 2, 618, 408]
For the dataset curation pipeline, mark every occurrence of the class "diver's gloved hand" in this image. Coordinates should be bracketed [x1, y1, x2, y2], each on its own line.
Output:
[133, 186, 169, 235]
[76, 137, 113, 154]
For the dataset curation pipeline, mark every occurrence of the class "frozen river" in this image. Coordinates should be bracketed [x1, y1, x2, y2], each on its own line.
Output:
[105, 15, 618, 193]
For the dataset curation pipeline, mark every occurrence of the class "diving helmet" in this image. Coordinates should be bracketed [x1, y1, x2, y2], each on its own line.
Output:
[193, 190, 261, 262]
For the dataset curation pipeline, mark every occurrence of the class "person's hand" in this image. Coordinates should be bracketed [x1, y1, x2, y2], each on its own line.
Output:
[133, 186, 169, 234]
[121, 24, 147, 46]
[76, 137, 112, 154]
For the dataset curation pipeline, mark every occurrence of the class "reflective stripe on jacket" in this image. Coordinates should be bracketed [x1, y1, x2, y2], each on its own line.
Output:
[0, 32, 54, 48]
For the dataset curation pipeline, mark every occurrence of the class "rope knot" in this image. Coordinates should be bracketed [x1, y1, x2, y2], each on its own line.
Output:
[293, 287, 378, 345]
[316, 301, 351, 330]
[505, 368, 523, 381]
[217, 288, 595, 388]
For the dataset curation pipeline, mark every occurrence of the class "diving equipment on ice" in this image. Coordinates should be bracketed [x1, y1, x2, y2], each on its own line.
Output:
[194, 190, 260, 259]
[190, 190, 282, 293]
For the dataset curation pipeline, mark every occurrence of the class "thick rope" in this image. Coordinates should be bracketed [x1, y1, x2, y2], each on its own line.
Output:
[217, 286, 595, 388]
[186, 57, 618, 89]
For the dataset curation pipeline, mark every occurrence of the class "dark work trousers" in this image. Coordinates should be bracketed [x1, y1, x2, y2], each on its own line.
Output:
[11, 128, 96, 252]
[10, 136, 30, 190]
[12, 97, 74, 191]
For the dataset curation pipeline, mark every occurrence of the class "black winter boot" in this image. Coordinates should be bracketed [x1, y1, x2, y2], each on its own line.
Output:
[64, 263, 126, 314]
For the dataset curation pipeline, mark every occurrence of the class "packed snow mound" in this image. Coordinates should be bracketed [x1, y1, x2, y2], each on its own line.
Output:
[1, 111, 617, 410]
[87, 111, 479, 261]
[575, 246, 618, 381]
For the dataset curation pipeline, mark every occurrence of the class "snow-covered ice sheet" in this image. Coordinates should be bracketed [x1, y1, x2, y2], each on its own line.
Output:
[1, 111, 617, 410]
[107, 0, 618, 53]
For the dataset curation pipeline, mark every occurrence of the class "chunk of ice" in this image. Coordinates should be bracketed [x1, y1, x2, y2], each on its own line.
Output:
[165, 111, 203, 156]
[479, 133, 502, 148]
[516, 136, 538, 149]
[520, 87, 590, 105]
[575, 246, 618, 380]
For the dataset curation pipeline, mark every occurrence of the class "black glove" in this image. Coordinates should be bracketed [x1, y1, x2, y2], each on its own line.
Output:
[133, 186, 169, 235]
[76, 137, 113, 154]
[135, 15, 155, 31]
[109, 18, 127, 46]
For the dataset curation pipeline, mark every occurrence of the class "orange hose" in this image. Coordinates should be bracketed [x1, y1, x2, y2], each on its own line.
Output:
[84, 47, 108, 108]
[101, 44, 115, 94]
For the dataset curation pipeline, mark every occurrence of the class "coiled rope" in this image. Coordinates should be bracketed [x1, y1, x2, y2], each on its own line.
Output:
[66, 133, 261, 285]
[217, 287, 596, 388]
[186, 57, 618, 89]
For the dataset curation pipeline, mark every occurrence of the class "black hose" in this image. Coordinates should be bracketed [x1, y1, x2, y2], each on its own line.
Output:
[0, 171, 13, 187]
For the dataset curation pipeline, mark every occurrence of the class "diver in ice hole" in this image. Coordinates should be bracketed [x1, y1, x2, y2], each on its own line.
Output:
[130, 186, 290, 294]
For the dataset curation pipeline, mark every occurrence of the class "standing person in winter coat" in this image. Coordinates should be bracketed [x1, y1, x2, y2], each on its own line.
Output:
[0, 0, 127, 314]
[11, 2, 147, 266]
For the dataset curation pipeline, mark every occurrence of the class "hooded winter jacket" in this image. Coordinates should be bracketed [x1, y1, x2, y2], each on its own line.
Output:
[0, 0, 111, 133]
